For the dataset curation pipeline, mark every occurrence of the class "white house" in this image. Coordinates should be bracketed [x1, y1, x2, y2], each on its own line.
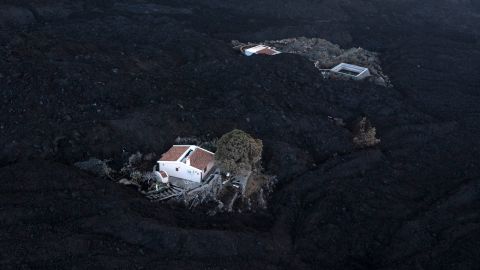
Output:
[155, 145, 215, 183]
[330, 63, 371, 80]
[242, 45, 281, 56]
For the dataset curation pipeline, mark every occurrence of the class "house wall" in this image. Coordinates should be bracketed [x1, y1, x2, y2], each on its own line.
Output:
[205, 160, 215, 175]
[331, 63, 370, 80]
[357, 69, 371, 79]
[158, 161, 202, 183]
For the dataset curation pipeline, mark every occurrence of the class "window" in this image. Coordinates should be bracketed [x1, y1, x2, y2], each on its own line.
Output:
[176, 167, 179, 172]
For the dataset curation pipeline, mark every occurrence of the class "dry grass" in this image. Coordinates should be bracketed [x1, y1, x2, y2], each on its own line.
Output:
[244, 173, 268, 197]
[352, 117, 381, 148]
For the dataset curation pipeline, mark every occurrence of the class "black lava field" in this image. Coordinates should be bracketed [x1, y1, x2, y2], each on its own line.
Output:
[1, 1, 479, 269]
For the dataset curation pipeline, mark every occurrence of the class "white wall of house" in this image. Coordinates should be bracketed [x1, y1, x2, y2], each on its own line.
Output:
[158, 161, 203, 183]
[205, 160, 215, 175]
[330, 63, 371, 80]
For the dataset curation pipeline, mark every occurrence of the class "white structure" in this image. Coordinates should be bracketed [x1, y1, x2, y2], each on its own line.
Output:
[330, 63, 371, 80]
[155, 170, 169, 184]
[242, 45, 281, 56]
[156, 145, 215, 183]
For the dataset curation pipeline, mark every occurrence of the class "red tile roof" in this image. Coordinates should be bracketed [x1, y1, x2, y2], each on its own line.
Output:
[257, 48, 278, 55]
[189, 148, 214, 171]
[159, 146, 189, 161]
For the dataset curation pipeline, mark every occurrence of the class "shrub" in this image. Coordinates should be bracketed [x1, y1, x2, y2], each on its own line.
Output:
[352, 117, 381, 148]
[74, 158, 114, 179]
[215, 129, 263, 175]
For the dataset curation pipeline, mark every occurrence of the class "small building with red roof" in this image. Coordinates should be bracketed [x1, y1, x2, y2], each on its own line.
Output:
[156, 145, 215, 183]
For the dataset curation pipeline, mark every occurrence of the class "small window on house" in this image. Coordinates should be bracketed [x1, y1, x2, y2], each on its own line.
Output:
[176, 167, 179, 171]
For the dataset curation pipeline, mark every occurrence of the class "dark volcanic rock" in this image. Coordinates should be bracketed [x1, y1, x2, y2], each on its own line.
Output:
[0, 0, 479, 269]
[0, 5, 35, 27]
[0, 161, 278, 269]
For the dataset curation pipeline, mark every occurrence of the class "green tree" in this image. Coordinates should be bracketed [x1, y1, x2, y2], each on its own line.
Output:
[215, 129, 263, 175]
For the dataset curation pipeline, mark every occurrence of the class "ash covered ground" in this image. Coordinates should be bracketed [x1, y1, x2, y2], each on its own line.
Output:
[1, 0, 480, 269]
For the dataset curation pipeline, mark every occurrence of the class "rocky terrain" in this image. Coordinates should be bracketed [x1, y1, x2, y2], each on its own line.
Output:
[1, 0, 480, 269]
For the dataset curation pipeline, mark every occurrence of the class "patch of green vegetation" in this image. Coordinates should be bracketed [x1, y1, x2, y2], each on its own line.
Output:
[215, 129, 263, 175]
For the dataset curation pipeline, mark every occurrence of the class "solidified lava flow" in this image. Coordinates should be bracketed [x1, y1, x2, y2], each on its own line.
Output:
[1, 1, 479, 269]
